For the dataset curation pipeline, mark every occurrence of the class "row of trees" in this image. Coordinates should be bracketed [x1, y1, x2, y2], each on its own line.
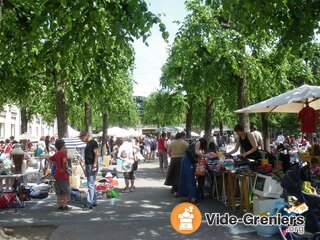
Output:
[142, 0, 320, 150]
[0, 0, 167, 153]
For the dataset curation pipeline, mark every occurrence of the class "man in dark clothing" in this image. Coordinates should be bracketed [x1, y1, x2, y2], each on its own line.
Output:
[109, 136, 114, 154]
[80, 132, 99, 209]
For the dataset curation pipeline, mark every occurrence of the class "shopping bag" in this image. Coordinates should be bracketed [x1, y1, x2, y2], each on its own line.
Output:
[132, 161, 138, 171]
[107, 189, 120, 199]
[135, 152, 144, 161]
[0, 192, 16, 208]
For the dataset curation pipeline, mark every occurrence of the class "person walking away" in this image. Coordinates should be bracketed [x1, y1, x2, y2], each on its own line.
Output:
[250, 125, 264, 150]
[226, 124, 262, 161]
[45, 136, 50, 154]
[165, 132, 189, 197]
[109, 136, 114, 157]
[80, 132, 99, 209]
[158, 133, 168, 173]
[44, 136, 51, 172]
[47, 139, 70, 210]
[144, 135, 151, 161]
[37, 137, 46, 171]
[139, 138, 145, 157]
[179, 138, 216, 204]
[165, 134, 172, 165]
[118, 138, 136, 192]
[150, 136, 157, 160]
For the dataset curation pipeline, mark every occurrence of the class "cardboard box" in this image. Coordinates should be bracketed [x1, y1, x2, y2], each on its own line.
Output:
[69, 176, 81, 189]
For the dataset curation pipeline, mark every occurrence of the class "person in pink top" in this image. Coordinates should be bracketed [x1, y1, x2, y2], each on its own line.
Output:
[158, 132, 168, 173]
[3, 139, 12, 154]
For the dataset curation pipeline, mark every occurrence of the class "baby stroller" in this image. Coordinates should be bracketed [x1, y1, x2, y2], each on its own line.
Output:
[280, 160, 320, 240]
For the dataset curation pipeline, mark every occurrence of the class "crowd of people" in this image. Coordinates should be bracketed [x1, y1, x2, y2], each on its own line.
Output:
[2, 124, 314, 210]
[79, 125, 265, 206]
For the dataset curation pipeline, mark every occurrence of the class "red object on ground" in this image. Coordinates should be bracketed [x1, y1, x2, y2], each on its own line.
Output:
[0, 192, 15, 208]
[298, 106, 318, 133]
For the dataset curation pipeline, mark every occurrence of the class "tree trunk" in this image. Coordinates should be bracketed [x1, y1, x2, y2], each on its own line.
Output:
[0, 0, 3, 27]
[237, 76, 250, 131]
[219, 121, 223, 136]
[185, 99, 193, 139]
[204, 97, 214, 144]
[85, 101, 93, 138]
[20, 107, 28, 134]
[101, 111, 109, 156]
[54, 69, 68, 138]
[261, 113, 270, 152]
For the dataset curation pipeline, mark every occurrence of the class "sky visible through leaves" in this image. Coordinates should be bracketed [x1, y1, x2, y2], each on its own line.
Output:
[133, 0, 188, 97]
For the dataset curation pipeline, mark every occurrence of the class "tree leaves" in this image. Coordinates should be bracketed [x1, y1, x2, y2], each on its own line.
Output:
[0, 0, 169, 133]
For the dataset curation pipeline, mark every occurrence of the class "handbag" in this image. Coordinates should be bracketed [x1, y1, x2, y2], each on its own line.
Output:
[135, 152, 144, 161]
[132, 161, 138, 171]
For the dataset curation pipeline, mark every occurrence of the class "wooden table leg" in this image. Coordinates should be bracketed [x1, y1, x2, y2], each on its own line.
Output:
[227, 171, 235, 209]
[241, 175, 250, 213]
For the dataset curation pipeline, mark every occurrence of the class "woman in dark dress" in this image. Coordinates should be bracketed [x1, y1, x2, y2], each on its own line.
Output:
[226, 124, 262, 160]
[164, 132, 189, 197]
[178, 138, 216, 204]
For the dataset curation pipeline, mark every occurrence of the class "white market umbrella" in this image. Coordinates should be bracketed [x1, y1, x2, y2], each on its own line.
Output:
[108, 127, 130, 137]
[19, 132, 38, 141]
[62, 137, 87, 149]
[191, 132, 200, 137]
[155, 126, 183, 133]
[97, 127, 131, 138]
[235, 85, 320, 113]
[68, 125, 81, 137]
[128, 128, 142, 137]
[92, 133, 101, 138]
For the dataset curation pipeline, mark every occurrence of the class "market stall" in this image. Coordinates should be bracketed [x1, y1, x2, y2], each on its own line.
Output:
[231, 84, 320, 237]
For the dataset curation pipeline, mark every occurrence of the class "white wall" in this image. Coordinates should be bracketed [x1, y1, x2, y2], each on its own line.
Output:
[0, 104, 57, 140]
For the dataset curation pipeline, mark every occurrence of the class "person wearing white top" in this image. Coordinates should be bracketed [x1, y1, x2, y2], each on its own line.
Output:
[250, 125, 264, 150]
[276, 134, 285, 144]
[118, 138, 136, 193]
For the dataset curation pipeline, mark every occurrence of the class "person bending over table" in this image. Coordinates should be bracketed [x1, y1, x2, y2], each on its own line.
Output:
[226, 124, 262, 161]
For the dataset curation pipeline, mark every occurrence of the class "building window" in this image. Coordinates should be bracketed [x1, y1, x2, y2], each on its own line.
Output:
[29, 126, 32, 134]
[36, 127, 39, 136]
[11, 124, 15, 137]
[0, 123, 4, 138]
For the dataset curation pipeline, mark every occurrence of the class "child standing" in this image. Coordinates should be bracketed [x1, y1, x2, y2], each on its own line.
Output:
[47, 139, 70, 210]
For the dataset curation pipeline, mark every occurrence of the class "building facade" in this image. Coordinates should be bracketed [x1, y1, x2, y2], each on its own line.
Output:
[0, 105, 57, 140]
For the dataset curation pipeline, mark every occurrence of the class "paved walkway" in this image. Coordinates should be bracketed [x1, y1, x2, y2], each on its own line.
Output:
[0, 161, 275, 240]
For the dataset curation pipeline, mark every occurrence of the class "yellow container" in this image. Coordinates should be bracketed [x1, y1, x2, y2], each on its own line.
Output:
[261, 159, 269, 166]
